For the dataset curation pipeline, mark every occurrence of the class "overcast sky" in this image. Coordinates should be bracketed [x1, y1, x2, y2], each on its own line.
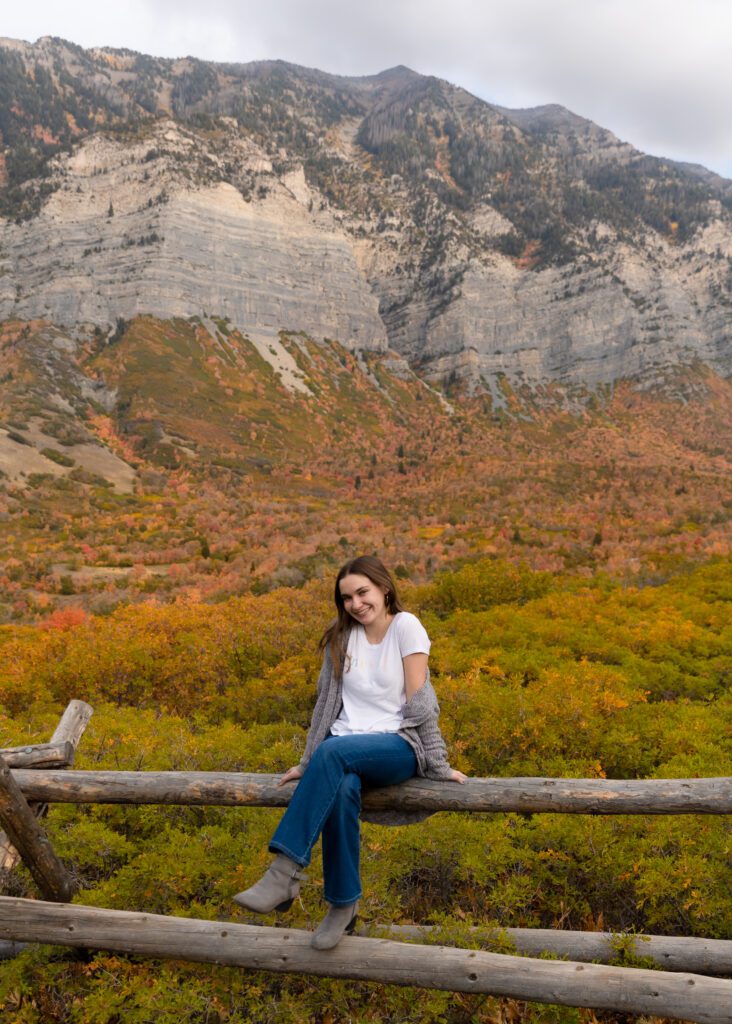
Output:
[3, 0, 731, 178]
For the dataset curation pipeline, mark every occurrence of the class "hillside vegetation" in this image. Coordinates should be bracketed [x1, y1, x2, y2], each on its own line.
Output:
[0, 555, 730, 1023]
[1, 318, 731, 625]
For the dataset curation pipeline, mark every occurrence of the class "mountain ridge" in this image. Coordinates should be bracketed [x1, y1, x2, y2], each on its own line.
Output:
[0, 34, 730, 392]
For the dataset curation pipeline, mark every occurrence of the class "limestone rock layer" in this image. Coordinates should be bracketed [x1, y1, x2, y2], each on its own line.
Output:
[0, 38, 731, 392]
[0, 127, 387, 353]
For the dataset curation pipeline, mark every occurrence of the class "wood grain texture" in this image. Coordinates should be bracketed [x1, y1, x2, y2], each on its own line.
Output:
[0, 701, 93, 875]
[11, 770, 732, 814]
[0, 758, 75, 902]
[0, 898, 730, 1023]
[370, 925, 732, 977]
[49, 701, 94, 749]
[0, 743, 73, 769]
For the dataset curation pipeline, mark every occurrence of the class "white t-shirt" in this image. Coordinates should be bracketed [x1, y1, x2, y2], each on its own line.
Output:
[330, 611, 431, 736]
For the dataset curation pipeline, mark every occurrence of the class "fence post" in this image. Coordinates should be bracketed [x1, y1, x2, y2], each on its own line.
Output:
[0, 755, 76, 903]
[0, 700, 93, 872]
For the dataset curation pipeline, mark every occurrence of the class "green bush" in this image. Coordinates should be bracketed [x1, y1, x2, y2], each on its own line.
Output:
[41, 447, 75, 467]
[1, 556, 730, 1021]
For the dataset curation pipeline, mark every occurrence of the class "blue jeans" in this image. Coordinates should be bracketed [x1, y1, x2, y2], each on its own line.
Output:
[269, 733, 417, 905]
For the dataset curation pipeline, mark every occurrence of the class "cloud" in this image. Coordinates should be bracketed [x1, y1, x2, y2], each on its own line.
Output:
[5, 0, 731, 176]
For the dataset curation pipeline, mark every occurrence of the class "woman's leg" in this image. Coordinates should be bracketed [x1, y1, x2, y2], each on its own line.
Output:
[270, 733, 416, 904]
[321, 772, 362, 905]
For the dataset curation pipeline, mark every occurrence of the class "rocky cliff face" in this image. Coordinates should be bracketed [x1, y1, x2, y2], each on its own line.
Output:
[0, 121, 387, 351]
[0, 36, 730, 394]
[420, 224, 732, 388]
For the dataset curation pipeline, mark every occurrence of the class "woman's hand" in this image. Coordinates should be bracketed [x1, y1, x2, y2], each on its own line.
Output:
[277, 765, 304, 787]
[448, 769, 468, 784]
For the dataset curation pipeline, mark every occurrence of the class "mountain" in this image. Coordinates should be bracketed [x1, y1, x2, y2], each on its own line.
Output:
[0, 35, 730, 393]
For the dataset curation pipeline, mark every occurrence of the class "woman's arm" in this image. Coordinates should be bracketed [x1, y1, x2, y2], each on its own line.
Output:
[403, 652, 429, 700]
[278, 647, 339, 786]
[402, 655, 467, 783]
[418, 712, 467, 785]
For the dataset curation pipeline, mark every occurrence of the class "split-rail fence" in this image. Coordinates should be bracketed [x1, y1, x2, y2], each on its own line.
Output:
[1, 700, 730, 1023]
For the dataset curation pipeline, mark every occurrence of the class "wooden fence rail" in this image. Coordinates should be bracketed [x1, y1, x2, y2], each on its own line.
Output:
[2, 702, 730, 1020]
[0, 701, 93, 910]
[11, 770, 732, 814]
[0, 756, 75, 902]
[0, 742, 75, 769]
[373, 926, 732, 977]
[1, 700, 93, 872]
[0, 898, 730, 1024]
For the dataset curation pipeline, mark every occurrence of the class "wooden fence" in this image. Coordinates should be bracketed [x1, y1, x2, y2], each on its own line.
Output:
[2, 897, 731, 1024]
[1, 701, 730, 1023]
[10, 769, 731, 813]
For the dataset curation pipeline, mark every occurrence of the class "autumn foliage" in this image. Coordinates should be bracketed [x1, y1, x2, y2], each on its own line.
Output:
[1, 319, 731, 1020]
[1, 318, 731, 624]
[0, 556, 730, 1023]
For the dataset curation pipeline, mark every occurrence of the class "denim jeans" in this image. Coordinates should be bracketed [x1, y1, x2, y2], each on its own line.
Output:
[269, 732, 417, 905]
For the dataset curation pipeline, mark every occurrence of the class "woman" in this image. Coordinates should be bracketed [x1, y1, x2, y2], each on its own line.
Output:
[234, 555, 467, 949]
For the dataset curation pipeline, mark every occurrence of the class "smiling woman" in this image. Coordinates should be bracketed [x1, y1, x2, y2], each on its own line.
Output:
[233, 554, 466, 949]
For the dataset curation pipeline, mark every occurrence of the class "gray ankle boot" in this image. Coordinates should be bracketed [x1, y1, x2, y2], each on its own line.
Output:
[233, 854, 306, 913]
[311, 901, 359, 950]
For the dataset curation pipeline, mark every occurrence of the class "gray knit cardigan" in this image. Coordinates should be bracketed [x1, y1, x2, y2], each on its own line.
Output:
[297, 644, 454, 781]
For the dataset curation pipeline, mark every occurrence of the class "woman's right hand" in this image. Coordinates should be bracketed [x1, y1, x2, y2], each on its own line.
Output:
[277, 765, 304, 787]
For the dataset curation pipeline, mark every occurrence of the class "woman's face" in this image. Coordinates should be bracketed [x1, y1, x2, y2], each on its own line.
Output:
[339, 573, 388, 627]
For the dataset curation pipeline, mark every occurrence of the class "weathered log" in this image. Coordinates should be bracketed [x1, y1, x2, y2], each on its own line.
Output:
[0, 742, 73, 769]
[1, 701, 93, 873]
[370, 925, 732, 977]
[49, 700, 94, 750]
[11, 770, 732, 814]
[0, 756, 76, 902]
[0, 898, 730, 1023]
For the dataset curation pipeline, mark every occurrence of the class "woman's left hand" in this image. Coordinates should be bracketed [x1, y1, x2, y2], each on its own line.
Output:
[277, 765, 304, 787]
[448, 769, 468, 784]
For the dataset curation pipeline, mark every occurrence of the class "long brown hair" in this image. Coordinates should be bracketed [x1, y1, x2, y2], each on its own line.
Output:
[320, 555, 404, 679]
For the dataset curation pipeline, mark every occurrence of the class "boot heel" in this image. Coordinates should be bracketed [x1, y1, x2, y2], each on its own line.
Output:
[311, 901, 360, 949]
[232, 854, 304, 914]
